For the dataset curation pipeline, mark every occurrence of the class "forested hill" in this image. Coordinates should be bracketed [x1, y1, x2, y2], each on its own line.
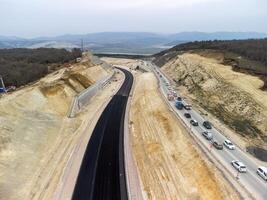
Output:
[154, 38, 267, 67]
[0, 48, 81, 87]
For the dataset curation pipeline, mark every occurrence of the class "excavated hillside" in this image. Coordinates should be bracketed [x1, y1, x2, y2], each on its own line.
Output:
[0, 52, 113, 200]
[158, 52, 267, 161]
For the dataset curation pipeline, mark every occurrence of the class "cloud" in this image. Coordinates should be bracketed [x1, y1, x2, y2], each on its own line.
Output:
[0, 0, 266, 37]
[56, 0, 222, 11]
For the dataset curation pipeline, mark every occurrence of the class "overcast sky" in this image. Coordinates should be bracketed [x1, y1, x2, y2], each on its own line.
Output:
[0, 0, 266, 38]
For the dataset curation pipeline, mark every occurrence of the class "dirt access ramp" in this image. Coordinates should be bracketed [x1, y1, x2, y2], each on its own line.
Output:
[0, 52, 114, 200]
[129, 72, 239, 199]
[161, 53, 267, 161]
[101, 57, 139, 69]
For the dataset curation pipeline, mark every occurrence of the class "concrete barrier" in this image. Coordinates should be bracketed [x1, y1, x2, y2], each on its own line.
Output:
[68, 71, 115, 118]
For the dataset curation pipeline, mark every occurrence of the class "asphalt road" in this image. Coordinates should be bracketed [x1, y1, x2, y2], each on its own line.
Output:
[148, 61, 267, 200]
[72, 68, 133, 200]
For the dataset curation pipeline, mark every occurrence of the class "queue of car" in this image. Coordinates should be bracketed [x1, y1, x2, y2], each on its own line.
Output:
[156, 70, 267, 183]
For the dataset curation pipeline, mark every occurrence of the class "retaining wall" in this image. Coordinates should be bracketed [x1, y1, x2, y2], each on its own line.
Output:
[68, 70, 115, 118]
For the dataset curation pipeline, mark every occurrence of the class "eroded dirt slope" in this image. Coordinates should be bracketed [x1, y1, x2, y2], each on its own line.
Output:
[130, 72, 238, 199]
[161, 53, 267, 157]
[0, 53, 112, 200]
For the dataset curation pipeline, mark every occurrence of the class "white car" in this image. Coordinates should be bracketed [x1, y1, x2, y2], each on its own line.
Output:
[224, 139, 235, 150]
[257, 166, 267, 181]
[231, 160, 247, 173]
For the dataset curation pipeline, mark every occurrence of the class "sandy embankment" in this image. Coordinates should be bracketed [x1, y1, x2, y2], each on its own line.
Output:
[0, 53, 120, 200]
[130, 72, 239, 199]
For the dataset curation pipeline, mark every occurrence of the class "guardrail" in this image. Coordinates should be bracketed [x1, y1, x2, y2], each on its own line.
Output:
[68, 70, 115, 118]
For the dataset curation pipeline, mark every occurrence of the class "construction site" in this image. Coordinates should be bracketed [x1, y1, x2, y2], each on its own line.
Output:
[0, 52, 122, 199]
[160, 52, 267, 160]
[0, 49, 267, 200]
[2, 0, 267, 198]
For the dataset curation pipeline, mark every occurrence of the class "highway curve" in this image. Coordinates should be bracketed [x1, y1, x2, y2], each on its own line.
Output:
[72, 68, 133, 200]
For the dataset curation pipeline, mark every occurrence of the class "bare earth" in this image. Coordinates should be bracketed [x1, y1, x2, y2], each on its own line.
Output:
[101, 57, 139, 69]
[130, 72, 239, 199]
[162, 53, 267, 152]
[0, 53, 117, 200]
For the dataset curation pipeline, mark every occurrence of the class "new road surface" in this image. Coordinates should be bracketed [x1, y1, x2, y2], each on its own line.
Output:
[72, 68, 133, 200]
[148, 61, 267, 200]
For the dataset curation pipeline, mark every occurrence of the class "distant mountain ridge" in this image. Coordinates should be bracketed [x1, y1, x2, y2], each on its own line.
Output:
[169, 31, 267, 40]
[1, 32, 267, 54]
[154, 38, 267, 70]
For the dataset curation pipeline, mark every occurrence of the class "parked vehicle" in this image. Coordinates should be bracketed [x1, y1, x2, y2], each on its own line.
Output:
[172, 91, 177, 97]
[231, 160, 247, 173]
[177, 97, 182, 101]
[190, 119, 198, 126]
[184, 105, 191, 110]
[175, 101, 184, 110]
[224, 139, 235, 150]
[202, 131, 213, 140]
[184, 113, 191, 118]
[203, 121, 212, 129]
[213, 141, 223, 150]
[0, 87, 6, 93]
[167, 93, 175, 101]
[257, 166, 267, 181]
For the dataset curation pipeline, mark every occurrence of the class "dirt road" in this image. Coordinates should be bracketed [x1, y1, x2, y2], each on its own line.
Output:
[130, 72, 239, 199]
